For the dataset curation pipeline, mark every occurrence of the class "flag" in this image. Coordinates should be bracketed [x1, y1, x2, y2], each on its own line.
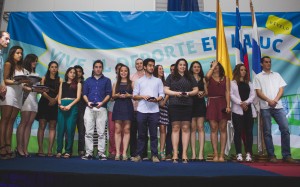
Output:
[216, 0, 232, 80]
[251, 3, 261, 80]
[235, 5, 250, 77]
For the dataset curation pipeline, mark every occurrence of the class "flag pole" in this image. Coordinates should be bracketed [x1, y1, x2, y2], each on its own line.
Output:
[216, 0, 219, 60]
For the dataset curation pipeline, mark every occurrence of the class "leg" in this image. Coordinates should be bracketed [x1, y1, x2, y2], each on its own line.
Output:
[56, 109, 65, 154]
[209, 120, 219, 161]
[95, 108, 107, 155]
[197, 117, 205, 160]
[122, 120, 131, 158]
[84, 108, 95, 156]
[48, 120, 57, 156]
[159, 124, 167, 159]
[5, 107, 20, 154]
[181, 121, 191, 160]
[114, 120, 122, 157]
[148, 113, 159, 157]
[232, 113, 243, 155]
[219, 119, 228, 161]
[171, 121, 180, 160]
[129, 111, 138, 157]
[23, 111, 37, 155]
[190, 117, 197, 159]
[37, 119, 47, 155]
[260, 109, 275, 157]
[108, 111, 116, 157]
[17, 111, 30, 155]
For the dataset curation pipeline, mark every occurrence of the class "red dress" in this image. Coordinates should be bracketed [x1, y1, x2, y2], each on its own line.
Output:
[206, 77, 229, 121]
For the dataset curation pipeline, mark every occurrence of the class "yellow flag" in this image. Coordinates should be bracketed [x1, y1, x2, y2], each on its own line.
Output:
[217, 0, 232, 80]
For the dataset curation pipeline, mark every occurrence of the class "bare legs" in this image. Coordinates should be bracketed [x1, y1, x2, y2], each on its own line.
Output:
[37, 119, 56, 156]
[190, 117, 205, 160]
[171, 121, 190, 160]
[115, 120, 130, 159]
[209, 119, 227, 161]
[159, 124, 166, 156]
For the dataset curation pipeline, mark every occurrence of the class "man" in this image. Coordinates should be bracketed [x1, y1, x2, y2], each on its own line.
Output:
[130, 58, 149, 160]
[131, 58, 164, 163]
[0, 31, 10, 101]
[81, 60, 112, 160]
[254, 56, 297, 163]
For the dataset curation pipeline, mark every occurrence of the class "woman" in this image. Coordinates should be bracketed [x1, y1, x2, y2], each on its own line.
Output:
[205, 60, 231, 162]
[56, 67, 81, 159]
[164, 58, 198, 163]
[112, 65, 134, 161]
[16, 54, 45, 157]
[188, 61, 207, 161]
[231, 64, 256, 162]
[0, 46, 30, 159]
[35, 61, 62, 157]
[153, 64, 170, 161]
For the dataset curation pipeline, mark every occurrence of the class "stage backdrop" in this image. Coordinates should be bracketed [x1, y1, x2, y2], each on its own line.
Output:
[6, 11, 300, 158]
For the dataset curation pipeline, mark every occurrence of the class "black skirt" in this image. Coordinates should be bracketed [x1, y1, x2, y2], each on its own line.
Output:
[168, 105, 192, 122]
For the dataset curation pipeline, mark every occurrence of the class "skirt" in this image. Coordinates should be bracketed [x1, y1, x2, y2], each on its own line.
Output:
[168, 105, 192, 122]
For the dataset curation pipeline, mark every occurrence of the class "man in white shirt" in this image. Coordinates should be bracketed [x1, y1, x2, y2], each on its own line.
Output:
[254, 56, 297, 163]
[0, 31, 10, 101]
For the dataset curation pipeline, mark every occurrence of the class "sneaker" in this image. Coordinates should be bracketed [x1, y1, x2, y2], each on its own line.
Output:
[131, 155, 142, 162]
[165, 154, 172, 161]
[81, 154, 93, 160]
[245, 153, 252, 162]
[152, 156, 160, 163]
[283, 157, 298, 163]
[236, 153, 243, 162]
[269, 156, 278, 163]
[98, 153, 107, 160]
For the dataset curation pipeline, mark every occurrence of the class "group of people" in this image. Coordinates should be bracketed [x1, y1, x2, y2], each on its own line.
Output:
[0, 30, 297, 164]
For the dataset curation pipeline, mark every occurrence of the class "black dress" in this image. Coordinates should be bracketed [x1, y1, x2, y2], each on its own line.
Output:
[112, 82, 134, 121]
[192, 78, 207, 118]
[35, 77, 60, 121]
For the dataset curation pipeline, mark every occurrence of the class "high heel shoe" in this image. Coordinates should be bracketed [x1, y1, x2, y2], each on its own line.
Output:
[15, 149, 26, 158]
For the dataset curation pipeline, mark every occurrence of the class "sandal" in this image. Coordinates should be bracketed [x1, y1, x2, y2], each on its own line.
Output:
[36, 153, 46, 157]
[0, 146, 8, 160]
[122, 155, 128, 161]
[115, 155, 120, 161]
[47, 153, 53, 157]
[63, 153, 71, 159]
[5, 144, 15, 159]
[56, 153, 62, 158]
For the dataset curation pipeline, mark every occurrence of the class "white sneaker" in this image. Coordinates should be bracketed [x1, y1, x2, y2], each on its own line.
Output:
[245, 153, 252, 162]
[236, 153, 243, 162]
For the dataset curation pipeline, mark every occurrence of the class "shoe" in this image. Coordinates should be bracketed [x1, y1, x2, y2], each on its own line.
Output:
[165, 154, 172, 161]
[36, 152, 46, 157]
[0, 146, 8, 160]
[108, 154, 116, 160]
[122, 155, 128, 161]
[63, 153, 71, 159]
[269, 156, 278, 163]
[78, 151, 85, 157]
[142, 157, 149, 161]
[245, 153, 252, 162]
[236, 153, 243, 162]
[172, 158, 179, 163]
[152, 156, 160, 163]
[283, 157, 298, 163]
[81, 154, 93, 160]
[131, 155, 142, 162]
[182, 159, 188, 164]
[56, 153, 62, 158]
[160, 153, 166, 161]
[98, 153, 107, 160]
[15, 149, 26, 158]
[115, 155, 120, 161]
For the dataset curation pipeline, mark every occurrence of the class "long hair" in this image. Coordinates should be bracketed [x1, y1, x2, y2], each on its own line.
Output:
[45, 61, 60, 93]
[6, 46, 23, 79]
[232, 64, 249, 84]
[173, 58, 192, 82]
[153, 65, 166, 85]
[189, 61, 204, 81]
[210, 62, 225, 79]
[23, 54, 38, 74]
[64, 67, 78, 90]
[115, 65, 132, 92]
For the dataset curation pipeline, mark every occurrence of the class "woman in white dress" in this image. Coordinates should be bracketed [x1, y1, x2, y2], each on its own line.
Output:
[0, 46, 31, 159]
[16, 54, 44, 157]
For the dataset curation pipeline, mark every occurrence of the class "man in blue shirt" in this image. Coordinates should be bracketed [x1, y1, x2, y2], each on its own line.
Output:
[131, 58, 164, 163]
[81, 60, 112, 160]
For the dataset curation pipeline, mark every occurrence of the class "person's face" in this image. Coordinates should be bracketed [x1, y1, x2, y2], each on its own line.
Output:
[261, 58, 271, 71]
[170, 66, 175, 74]
[13, 49, 23, 63]
[0, 32, 10, 49]
[158, 66, 164, 77]
[144, 61, 155, 75]
[75, 68, 83, 78]
[49, 63, 58, 74]
[119, 66, 128, 78]
[31, 58, 38, 69]
[93, 62, 103, 76]
[239, 65, 247, 78]
[68, 69, 76, 80]
[177, 61, 186, 74]
[135, 59, 143, 71]
[192, 63, 200, 74]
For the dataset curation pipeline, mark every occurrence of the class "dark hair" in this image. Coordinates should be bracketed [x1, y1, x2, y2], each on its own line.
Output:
[210, 62, 225, 79]
[6, 46, 23, 79]
[23, 54, 38, 74]
[173, 58, 192, 82]
[115, 65, 132, 92]
[143, 58, 155, 67]
[45, 61, 60, 93]
[115, 63, 124, 71]
[232, 64, 249, 84]
[65, 67, 78, 90]
[261, 56, 271, 63]
[153, 65, 166, 85]
[91, 60, 104, 76]
[74, 65, 84, 80]
[189, 61, 204, 81]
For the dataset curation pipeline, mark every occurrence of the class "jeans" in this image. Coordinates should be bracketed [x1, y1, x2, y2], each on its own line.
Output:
[260, 108, 291, 159]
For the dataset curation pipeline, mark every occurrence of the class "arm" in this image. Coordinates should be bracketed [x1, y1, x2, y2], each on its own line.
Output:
[111, 82, 120, 99]
[205, 60, 218, 82]
[3, 62, 15, 85]
[225, 76, 231, 113]
[188, 86, 198, 97]
[64, 83, 82, 111]
[57, 81, 63, 108]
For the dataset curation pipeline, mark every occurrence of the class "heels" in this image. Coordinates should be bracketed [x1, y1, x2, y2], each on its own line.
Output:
[15, 149, 26, 158]
[172, 158, 179, 163]
[182, 159, 189, 164]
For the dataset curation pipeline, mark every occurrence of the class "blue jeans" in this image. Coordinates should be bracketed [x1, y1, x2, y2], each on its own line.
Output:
[260, 108, 291, 159]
